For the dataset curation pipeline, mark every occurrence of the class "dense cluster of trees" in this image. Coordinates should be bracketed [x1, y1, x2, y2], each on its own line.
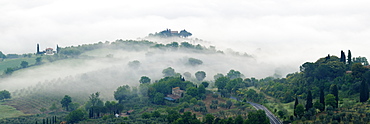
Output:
[0, 90, 11, 100]
[148, 29, 192, 38]
[256, 50, 370, 123]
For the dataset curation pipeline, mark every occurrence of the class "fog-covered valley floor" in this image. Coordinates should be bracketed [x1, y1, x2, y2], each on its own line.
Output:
[0, 40, 297, 104]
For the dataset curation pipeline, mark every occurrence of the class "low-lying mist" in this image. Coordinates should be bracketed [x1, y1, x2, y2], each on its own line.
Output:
[0, 41, 297, 101]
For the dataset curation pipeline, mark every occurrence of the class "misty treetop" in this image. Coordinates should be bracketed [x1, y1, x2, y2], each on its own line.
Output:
[148, 29, 192, 38]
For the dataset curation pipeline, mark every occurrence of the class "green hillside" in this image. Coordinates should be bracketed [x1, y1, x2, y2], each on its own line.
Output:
[0, 102, 25, 119]
[0, 57, 36, 75]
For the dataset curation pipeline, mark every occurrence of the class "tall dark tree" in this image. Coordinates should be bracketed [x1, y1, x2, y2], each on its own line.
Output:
[360, 81, 369, 102]
[56, 44, 60, 54]
[294, 95, 298, 116]
[37, 44, 40, 54]
[340, 50, 346, 64]
[330, 84, 339, 108]
[305, 90, 313, 111]
[348, 50, 352, 65]
[319, 89, 325, 111]
[61, 95, 72, 111]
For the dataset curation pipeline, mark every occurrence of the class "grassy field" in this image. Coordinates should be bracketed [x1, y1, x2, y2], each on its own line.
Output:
[0, 102, 25, 119]
[0, 57, 37, 75]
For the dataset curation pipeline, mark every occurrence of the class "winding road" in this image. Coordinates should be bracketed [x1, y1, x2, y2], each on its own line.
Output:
[230, 96, 282, 124]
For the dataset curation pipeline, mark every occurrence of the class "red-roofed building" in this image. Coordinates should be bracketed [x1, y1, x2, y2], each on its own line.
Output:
[45, 48, 54, 55]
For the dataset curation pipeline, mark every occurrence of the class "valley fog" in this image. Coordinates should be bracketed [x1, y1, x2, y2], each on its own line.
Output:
[0, 42, 296, 100]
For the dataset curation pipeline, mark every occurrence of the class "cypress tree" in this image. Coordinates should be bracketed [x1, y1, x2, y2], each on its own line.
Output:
[294, 95, 298, 116]
[348, 50, 352, 65]
[37, 44, 40, 54]
[319, 89, 325, 111]
[330, 84, 339, 108]
[306, 90, 313, 111]
[340, 50, 346, 64]
[360, 81, 369, 102]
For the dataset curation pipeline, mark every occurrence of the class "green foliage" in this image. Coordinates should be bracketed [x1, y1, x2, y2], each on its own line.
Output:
[66, 109, 86, 123]
[114, 85, 132, 103]
[166, 42, 179, 48]
[294, 95, 298, 116]
[353, 56, 369, 65]
[305, 90, 313, 111]
[35, 57, 42, 65]
[234, 115, 243, 124]
[39, 107, 46, 113]
[60, 95, 72, 111]
[180, 42, 194, 48]
[226, 100, 233, 109]
[238, 89, 265, 103]
[340, 50, 346, 64]
[149, 29, 192, 38]
[87, 92, 103, 107]
[195, 71, 206, 81]
[198, 84, 206, 95]
[20, 61, 28, 68]
[226, 69, 243, 79]
[360, 81, 369, 102]
[59, 47, 82, 56]
[4, 68, 14, 75]
[245, 110, 269, 124]
[330, 84, 339, 108]
[348, 50, 352, 65]
[186, 87, 198, 97]
[152, 110, 161, 118]
[49, 103, 58, 112]
[319, 88, 325, 111]
[215, 76, 229, 90]
[141, 112, 151, 119]
[179, 29, 192, 38]
[277, 110, 285, 118]
[351, 63, 368, 79]
[201, 82, 209, 88]
[205, 114, 214, 124]
[153, 92, 165, 105]
[0, 90, 11, 100]
[313, 100, 324, 112]
[294, 104, 305, 118]
[213, 73, 224, 80]
[325, 94, 337, 108]
[139, 76, 151, 84]
[0, 51, 6, 59]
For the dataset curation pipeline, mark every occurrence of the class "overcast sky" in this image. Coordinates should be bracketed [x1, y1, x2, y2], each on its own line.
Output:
[1, 0, 370, 69]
